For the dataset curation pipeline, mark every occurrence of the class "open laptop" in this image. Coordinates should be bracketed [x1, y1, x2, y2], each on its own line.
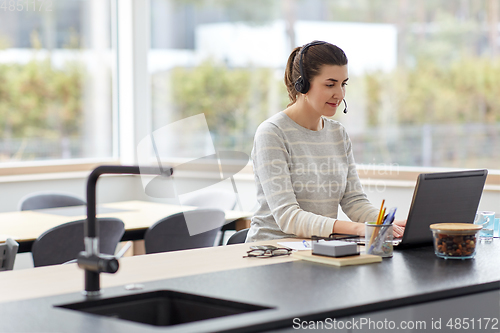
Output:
[395, 169, 488, 248]
[350, 169, 488, 248]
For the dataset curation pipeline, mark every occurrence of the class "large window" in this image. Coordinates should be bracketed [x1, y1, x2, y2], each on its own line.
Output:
[1, 0, 498, 171]
[150, 0, 499, 170]
[0, 0, 114, 163]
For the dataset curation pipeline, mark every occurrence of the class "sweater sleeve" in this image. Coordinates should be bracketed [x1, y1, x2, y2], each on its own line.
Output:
[339, 129, 379, 223]
[252, 123, 336, 238]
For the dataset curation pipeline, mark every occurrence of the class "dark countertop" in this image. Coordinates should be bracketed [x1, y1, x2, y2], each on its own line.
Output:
[1, 242, 499, 333]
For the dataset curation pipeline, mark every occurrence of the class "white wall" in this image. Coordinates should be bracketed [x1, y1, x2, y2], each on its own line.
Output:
[0, 174, 143, 212]
[364, 184, 500, 221]
[1, 172, 497, 218]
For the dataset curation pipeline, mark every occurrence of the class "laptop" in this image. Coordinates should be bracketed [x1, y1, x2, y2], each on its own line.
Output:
[396, 169, 487, 248]
[349, 169, 488, 248]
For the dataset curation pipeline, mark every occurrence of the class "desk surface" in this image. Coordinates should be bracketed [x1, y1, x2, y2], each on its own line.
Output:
[0, 238, 297, 304]
[0, 239, 498, 333]
[0, 200, 252, 250]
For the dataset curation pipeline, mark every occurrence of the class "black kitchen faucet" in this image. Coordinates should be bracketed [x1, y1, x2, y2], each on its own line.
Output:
[78, 165, 173, 296]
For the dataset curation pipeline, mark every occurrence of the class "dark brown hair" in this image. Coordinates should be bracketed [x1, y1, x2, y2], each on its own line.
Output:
[284, 41, 348, 106]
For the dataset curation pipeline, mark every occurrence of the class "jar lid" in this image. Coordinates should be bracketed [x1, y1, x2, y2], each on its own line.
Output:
[430, 223, 482, 231]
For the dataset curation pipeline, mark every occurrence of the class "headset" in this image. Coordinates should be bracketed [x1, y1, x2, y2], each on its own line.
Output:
[294, 41, 348, 114]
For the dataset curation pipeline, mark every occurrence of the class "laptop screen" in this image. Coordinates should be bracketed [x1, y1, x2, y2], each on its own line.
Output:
[399, 169, 487, 247]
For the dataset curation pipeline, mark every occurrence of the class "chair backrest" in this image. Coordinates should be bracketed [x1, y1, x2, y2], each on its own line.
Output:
[226, 228, 249, 245]
[0, 238, 19, 271]
[19, 192, 86, 211]
[182, 190, 237, 211]
[144, 208, 225, 254]
[31, 218, 125, 267]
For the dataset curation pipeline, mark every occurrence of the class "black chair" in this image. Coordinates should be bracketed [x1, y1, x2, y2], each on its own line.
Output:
[31, 218, 125, 267]
[144, 208, 225, 254]
[19, 191, 85, 211]
[226, 228, 249, 245]
[0, 238, 19, 271]
[182, 190, 238, 245]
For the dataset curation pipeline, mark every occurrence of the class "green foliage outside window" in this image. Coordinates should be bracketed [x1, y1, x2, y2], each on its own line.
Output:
[0, 58, 83, 160]
[365, 57, 500, 126]
[169, 60, 282, 154]
[168, 59, 499, 168]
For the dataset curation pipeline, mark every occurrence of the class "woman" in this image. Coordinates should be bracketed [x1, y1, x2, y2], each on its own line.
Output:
[246, 41, 405, 242]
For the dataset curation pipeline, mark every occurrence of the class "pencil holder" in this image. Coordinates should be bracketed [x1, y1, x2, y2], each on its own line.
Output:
[365, 222, 393, 257]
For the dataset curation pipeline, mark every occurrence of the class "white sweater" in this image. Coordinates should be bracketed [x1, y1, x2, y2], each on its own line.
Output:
[246, 112, 379, 242]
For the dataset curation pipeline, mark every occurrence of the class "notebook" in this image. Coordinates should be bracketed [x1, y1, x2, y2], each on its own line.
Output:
[292, 250, 382, 267]
[353, 169, 488, 248]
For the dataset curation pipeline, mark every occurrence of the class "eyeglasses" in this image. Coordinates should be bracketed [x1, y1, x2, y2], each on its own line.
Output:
[244, 245, 292, 258]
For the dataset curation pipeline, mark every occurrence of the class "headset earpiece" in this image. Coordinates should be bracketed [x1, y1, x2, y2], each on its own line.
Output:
[294, 77, 306, 94]
[294, 41, 326, 95]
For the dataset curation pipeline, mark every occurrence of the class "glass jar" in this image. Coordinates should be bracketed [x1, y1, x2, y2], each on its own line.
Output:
[430, 223, 482, 259]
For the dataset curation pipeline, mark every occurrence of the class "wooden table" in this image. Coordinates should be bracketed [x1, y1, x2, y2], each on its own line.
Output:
[0, 200, 253, 252]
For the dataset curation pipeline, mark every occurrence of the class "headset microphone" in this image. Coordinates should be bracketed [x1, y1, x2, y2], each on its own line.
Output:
[343, 99, 348, 114]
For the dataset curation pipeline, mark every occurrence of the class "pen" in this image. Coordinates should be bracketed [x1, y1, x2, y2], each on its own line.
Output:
[371, 223, 393, 253]
[368, 200, 386, 248]
[302, 240, 309, 248]
[375, 200, 385, 225]
[369, 207, 397, 254]
[378, 207, 386, 225]
[383, 207, 397, 225]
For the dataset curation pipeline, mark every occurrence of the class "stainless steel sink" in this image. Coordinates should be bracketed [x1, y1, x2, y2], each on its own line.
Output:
[57, 290, 272, 327]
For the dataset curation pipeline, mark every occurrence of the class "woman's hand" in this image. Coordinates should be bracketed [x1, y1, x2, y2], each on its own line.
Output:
[393, 220, 406, 238]
[333, 220, 405, 238]
[332, 220, 365, 236]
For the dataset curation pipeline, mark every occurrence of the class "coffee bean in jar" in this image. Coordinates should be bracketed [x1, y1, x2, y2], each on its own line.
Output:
[430, 223, 482, 259]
